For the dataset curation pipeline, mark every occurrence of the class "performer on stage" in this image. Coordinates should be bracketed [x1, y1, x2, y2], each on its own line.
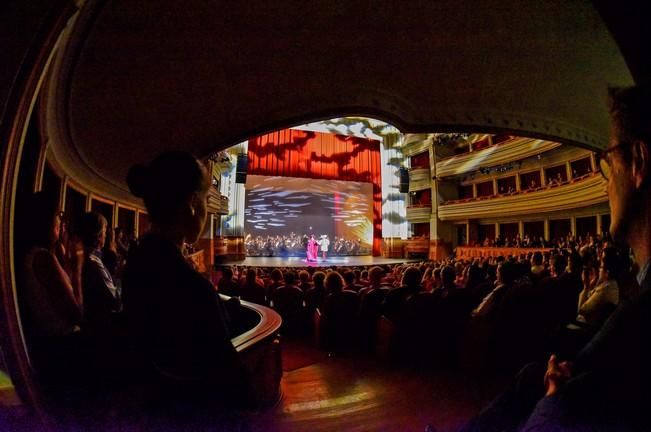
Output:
[306, 234, 318, 262]
[318, 234, 330, 260]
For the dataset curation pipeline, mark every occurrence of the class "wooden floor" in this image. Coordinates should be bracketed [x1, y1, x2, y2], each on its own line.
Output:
[0, 339, 505, 431]
[221, 256, 421, 268]
[246, 339, 502, 432]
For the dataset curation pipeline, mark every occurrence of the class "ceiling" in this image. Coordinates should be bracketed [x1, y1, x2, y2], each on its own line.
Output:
[44, 0, 635, 205]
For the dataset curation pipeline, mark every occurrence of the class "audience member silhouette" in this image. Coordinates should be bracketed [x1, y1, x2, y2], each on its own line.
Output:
[122, 151, 254, 409]
[20, 192, 83, 383]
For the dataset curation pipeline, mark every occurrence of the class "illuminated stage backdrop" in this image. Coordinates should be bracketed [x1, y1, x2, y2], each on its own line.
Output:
[245, 175, 373, 247]
[248, 129, 382, 255]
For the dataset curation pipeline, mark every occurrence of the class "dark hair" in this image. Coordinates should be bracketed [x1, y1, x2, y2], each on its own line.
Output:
[498, 261, 517, 285]
[343, 271, 355, 284]
[126, 151, 209, 224]
[401, 266, 422, 290]
[609, 84, 651, 162]
[222, 267, 233, 280]
[441, 265, 456, 287]
[532, 251, 543, 265]
[325, 271, 344, 292]
[284, 270, 296, 285]
[270, 268, 283, 281]
[79, 212, 107, 249]
[313, 271, 326, 287]
[551, 254, 567, 276]
[465, 265, 486, 289]
[246, 268, 257, 281]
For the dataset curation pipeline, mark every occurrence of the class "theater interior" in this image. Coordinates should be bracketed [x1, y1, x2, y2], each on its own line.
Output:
[0, 1, 649, 430]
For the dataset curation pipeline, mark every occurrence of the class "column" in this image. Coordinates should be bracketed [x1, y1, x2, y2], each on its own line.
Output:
[566, 161, 572, 180]
[570, 216, 577, 237]
[492, 178, 498, 195]
[540, 168, 547, 186]
[544, 218, 550, 241]
[472, 183, 477, 198]
[495, 222, 500, 238]
[596, 214, 602, 237]
[515, 173, 521, 191]
[134, 210, 140, 237]
[518, 221, 524, 238]
[465, 223, 470, 246]
[590, 152, 597, 172]
[113, 205, 120, 228]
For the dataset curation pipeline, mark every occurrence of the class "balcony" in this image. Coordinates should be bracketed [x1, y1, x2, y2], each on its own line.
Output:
[438, 173, 606, 221]
[408, 167, 431, 191]
[406, 204, 432, 222]
[207, 188, 229, 215]
[436, 137, 561, 178]
[401, 134, 431, 157]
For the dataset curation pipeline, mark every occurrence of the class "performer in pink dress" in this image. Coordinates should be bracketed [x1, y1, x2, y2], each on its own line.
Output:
[306, 234, 318, 262]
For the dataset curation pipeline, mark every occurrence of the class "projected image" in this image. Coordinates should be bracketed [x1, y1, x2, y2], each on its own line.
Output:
[244, 175, 373, 257]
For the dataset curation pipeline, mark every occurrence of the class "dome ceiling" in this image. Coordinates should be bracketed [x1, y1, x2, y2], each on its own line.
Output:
[46, 0, 633, 204]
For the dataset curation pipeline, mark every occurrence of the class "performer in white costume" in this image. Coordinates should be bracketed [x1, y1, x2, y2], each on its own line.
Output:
[317, 235, 330, 260]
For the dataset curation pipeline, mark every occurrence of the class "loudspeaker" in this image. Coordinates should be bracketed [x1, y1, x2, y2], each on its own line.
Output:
[235, 153, 248, 184]
[399, 167, 409, 193]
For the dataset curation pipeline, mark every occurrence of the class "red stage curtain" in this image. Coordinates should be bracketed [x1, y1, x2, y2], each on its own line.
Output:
[248, 129, 382, 255]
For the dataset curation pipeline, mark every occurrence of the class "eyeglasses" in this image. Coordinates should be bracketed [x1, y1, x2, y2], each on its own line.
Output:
[596, 141, 631, 180]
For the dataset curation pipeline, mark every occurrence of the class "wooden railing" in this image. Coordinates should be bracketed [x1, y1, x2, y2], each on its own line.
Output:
[456, 246, 552, 260]
[404, 237, 429, 256]
[225, 296, 283, 407]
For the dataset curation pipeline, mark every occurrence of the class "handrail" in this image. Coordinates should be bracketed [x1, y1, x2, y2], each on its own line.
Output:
[220, 295, 282, 353]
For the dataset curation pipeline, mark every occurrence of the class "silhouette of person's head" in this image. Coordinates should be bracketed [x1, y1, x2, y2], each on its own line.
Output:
[127, 151, 210, 244]
[79, 211, 108, 250]
[25, 192, 61, 249]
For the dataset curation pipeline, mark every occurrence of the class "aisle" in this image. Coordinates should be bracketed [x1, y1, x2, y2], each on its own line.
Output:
[249, 338, 501, 432]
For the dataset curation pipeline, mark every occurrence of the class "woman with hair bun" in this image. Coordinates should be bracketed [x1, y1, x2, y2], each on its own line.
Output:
[122, 151, 253, 411]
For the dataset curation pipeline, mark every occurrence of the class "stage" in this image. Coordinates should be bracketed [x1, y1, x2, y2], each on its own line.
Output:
[219, 256, 420, 268]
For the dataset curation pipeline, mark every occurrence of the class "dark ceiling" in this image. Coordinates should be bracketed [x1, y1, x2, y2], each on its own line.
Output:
[43, 0, 638, 205]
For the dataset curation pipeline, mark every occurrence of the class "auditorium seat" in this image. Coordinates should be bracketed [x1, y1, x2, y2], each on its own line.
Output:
[358, 287, 389, 351]
[272, 286, 306, 335]
[319, 290, 361, 351]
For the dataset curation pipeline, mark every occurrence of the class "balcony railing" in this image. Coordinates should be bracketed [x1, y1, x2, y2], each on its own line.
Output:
[435, 137, 561, 178]
[408, 167, 431, 191]
[406, 204, 432, 222]
[207, 188, 229, 215]
[438, 172, 606, 220]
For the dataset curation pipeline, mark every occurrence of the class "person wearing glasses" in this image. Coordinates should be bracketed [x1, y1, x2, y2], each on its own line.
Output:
[461, 84, 651, 431]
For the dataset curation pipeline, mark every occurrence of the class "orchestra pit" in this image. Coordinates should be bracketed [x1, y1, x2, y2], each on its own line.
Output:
[1, 1, 649, 431]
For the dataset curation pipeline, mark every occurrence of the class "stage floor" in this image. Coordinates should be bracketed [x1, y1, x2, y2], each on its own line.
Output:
[220, 256, 420, 268]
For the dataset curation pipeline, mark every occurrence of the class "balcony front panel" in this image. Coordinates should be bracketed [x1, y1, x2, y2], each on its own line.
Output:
[438, 174, 606, 221]
[408, 167, 432, 191]
[406, 205, 432, 222]
[402, 134, 432, 157]
[436, 138, 561, 178]
[207, 189, 230, 215]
